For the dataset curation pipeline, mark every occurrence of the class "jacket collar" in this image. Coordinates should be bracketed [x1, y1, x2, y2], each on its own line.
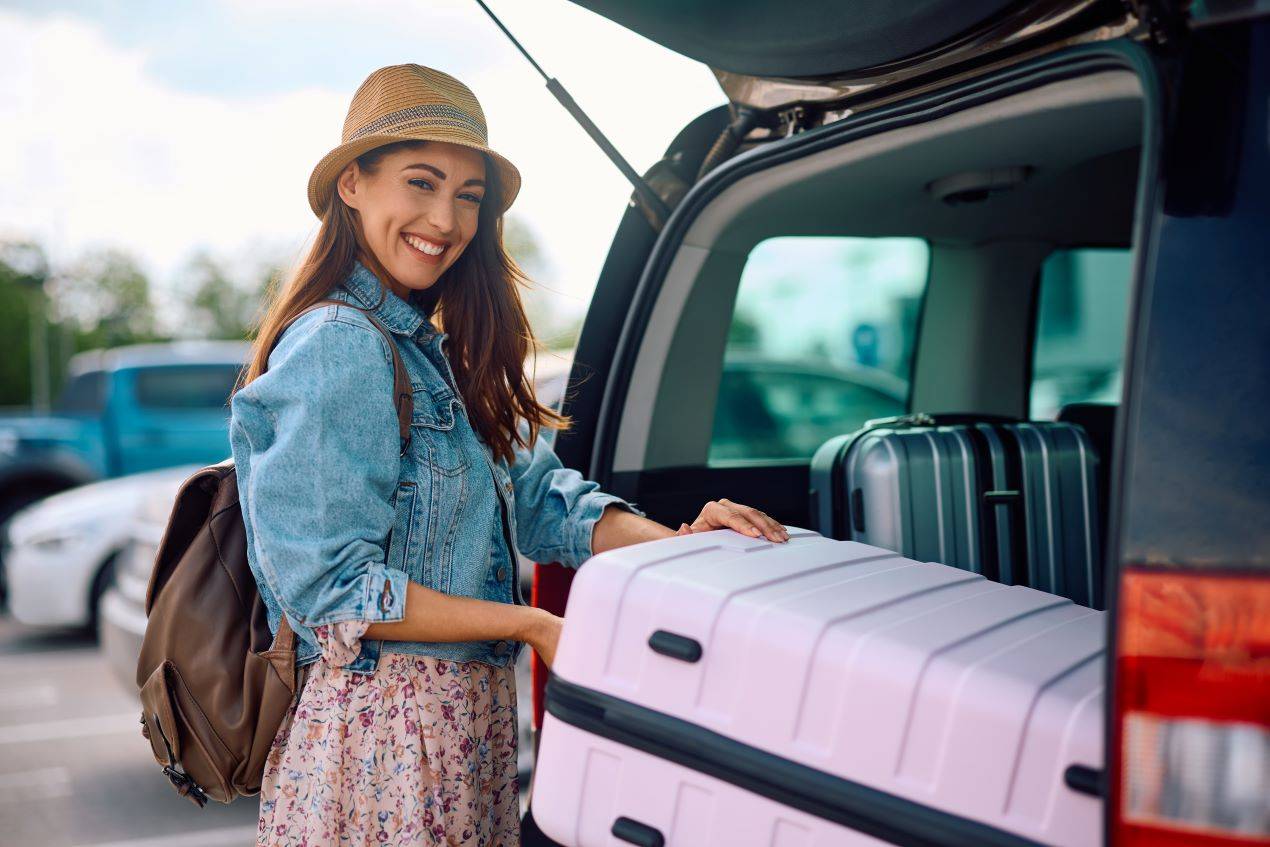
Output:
[338, 258, 439, 340]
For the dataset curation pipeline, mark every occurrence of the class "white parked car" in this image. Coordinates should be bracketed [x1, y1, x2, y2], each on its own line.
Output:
[2, 465, 201, 633]
[100, 466, 190, 688]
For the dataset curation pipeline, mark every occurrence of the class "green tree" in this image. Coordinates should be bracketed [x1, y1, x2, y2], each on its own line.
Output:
[181, 252, 261, 339]
[180, 250, 283, 340]
[0, 241, 49, 407]
[505, 216, 584, 351]
[47, 248, 162, 349]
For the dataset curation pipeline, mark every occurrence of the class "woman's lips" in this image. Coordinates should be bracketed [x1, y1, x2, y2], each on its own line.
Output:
[401, 233, 448, 264]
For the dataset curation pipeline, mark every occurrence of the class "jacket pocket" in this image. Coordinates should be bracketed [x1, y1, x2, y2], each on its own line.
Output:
[410, 388, 469, 476]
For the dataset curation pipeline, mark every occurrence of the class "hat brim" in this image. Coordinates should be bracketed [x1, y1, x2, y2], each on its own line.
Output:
[307, 132, 521, 219]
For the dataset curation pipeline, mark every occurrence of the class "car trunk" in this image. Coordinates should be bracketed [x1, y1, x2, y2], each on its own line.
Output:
[526, 16, 1163, 842]
[569, 0, 1139, 119]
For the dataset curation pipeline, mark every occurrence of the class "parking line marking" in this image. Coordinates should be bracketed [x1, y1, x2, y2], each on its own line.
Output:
[0, 683, 59, 709]
[0, 766, 71, 801]
[72, 825, 258, 847]
[0, 712, 139, 744]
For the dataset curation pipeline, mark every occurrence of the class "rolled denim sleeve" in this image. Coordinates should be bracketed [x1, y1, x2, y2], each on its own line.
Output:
[507, 422, 645, 569]
[230, 312, 407, 629]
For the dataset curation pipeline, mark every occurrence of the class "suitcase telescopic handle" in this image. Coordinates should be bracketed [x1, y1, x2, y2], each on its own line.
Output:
[612, 816, 665, 847]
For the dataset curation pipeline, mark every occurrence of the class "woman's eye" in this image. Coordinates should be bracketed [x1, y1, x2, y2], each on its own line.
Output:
[408, 179, 480, 205]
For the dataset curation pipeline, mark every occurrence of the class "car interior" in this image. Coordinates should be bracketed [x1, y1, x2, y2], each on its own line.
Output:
[604, 69, 1146, 611]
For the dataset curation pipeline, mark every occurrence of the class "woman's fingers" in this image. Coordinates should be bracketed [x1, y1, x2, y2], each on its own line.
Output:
[687, 501, 727, 534]
[721, 499, 789, 542]
[688, 500, 788, 542]
[692, 501, 753, 536]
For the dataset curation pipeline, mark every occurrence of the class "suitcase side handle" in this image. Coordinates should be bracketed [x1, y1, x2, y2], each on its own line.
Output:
[648, 630, 703, 663]
[612, 816, 665, 847]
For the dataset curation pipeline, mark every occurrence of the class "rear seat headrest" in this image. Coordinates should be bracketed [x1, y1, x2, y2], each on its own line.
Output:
[1056, 403, 1117, 462]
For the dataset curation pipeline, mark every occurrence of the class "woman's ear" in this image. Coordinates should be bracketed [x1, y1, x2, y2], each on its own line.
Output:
[336, 162, 362, 211]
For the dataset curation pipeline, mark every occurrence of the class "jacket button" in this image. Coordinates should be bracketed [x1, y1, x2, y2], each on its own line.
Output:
[493, 641, 509, 657]
[495, 567, 507, 582]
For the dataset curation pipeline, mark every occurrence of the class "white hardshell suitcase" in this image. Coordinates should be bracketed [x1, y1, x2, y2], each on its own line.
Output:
[533, 528, 1105, 847]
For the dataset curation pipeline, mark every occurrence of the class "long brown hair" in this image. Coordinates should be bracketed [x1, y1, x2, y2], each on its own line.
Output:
[235, 140, 567, 463]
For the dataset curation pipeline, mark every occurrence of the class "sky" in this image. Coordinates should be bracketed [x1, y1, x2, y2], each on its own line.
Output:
[0, 0, 723, 331]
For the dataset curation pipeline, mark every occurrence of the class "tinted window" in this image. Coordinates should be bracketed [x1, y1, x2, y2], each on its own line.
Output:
[1030, 249, 1132, 420]
[134, 366, 239, 410]
[710, 237, 928, 463]
[55, 371, 107, 414]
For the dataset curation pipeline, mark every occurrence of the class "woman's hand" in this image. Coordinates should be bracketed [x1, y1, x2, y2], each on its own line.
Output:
[522, 607, 564, 669]
[677, 499, 789, 542]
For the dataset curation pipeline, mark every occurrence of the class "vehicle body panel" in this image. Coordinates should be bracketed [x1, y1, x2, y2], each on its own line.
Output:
[0, 342, 247, 503]
[3, 465, 198, 628]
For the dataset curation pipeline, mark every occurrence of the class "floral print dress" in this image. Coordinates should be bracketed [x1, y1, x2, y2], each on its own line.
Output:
[257, 621, 520, 847]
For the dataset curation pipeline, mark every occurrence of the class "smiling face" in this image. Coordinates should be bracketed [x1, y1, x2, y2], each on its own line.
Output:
[335, 140, 488, 298]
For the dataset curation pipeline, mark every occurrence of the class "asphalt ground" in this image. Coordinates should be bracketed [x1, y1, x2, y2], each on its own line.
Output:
[0, 613, 535, 847]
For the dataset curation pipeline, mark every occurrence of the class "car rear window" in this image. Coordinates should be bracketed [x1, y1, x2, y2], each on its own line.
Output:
[134, 365, 240, 410]
[1029, 248, 1133, 420]
[710, 236, 929, 463]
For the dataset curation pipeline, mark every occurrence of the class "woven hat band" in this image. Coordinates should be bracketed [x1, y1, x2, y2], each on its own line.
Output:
[348, 104, 487, 143]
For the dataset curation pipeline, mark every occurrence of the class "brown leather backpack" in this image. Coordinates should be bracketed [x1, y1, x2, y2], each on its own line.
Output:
[136, 298, 412, 806]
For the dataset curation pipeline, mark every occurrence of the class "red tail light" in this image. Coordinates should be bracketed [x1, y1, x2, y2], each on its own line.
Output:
[1112, 569, 1270, 846]
[532, 562, 575, 731]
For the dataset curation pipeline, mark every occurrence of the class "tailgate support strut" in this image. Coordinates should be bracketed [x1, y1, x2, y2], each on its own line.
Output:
[472, 0, 672, 229]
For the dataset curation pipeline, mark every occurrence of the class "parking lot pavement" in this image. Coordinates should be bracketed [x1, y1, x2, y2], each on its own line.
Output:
[0, 614, 260, 847]
[0, 613, 537, 846]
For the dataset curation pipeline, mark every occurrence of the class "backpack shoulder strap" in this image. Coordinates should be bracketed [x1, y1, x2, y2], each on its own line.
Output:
[267, 298, 413, 454]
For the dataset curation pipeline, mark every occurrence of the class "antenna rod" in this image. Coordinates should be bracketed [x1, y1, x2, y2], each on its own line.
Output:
[471, 0, 671, 226]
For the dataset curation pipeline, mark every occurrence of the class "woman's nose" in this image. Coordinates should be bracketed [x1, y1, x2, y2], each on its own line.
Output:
[425, 199, 459, 237]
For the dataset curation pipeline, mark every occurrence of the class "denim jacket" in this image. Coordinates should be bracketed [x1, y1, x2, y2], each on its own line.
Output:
[228, 260, 641, 673]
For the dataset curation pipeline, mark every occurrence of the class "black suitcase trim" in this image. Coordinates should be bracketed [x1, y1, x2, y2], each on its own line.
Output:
[545, 675, 1048, 847]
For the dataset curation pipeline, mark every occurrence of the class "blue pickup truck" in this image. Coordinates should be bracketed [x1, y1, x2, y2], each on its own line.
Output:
[0, 341, 250, 532]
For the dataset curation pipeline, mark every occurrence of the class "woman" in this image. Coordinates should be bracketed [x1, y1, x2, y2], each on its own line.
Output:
[229, 64, 788, 847]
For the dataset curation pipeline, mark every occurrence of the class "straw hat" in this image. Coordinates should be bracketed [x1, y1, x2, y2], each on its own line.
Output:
[307, 64, 521, 218]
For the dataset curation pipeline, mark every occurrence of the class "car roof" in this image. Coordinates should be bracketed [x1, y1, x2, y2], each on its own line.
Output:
[67, 341, 252, 375]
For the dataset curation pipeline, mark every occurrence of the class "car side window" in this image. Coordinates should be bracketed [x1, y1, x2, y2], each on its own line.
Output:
[133, 365, 241, 410]
[1029, 248, 1133, 420]
[55, 370, 107, 414]
[710, 236, 929, 464]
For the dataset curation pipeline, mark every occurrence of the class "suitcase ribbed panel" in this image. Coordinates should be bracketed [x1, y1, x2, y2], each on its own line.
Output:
[536, 530, 1104, 847]
[847, 427, 981, 572]
[536, 716, 893, 847]
[1005, 423, 1101, 609]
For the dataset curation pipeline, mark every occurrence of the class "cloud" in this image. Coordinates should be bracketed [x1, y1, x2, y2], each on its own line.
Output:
[0, 10, 340, 272]
[0, 2, 723, 333]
